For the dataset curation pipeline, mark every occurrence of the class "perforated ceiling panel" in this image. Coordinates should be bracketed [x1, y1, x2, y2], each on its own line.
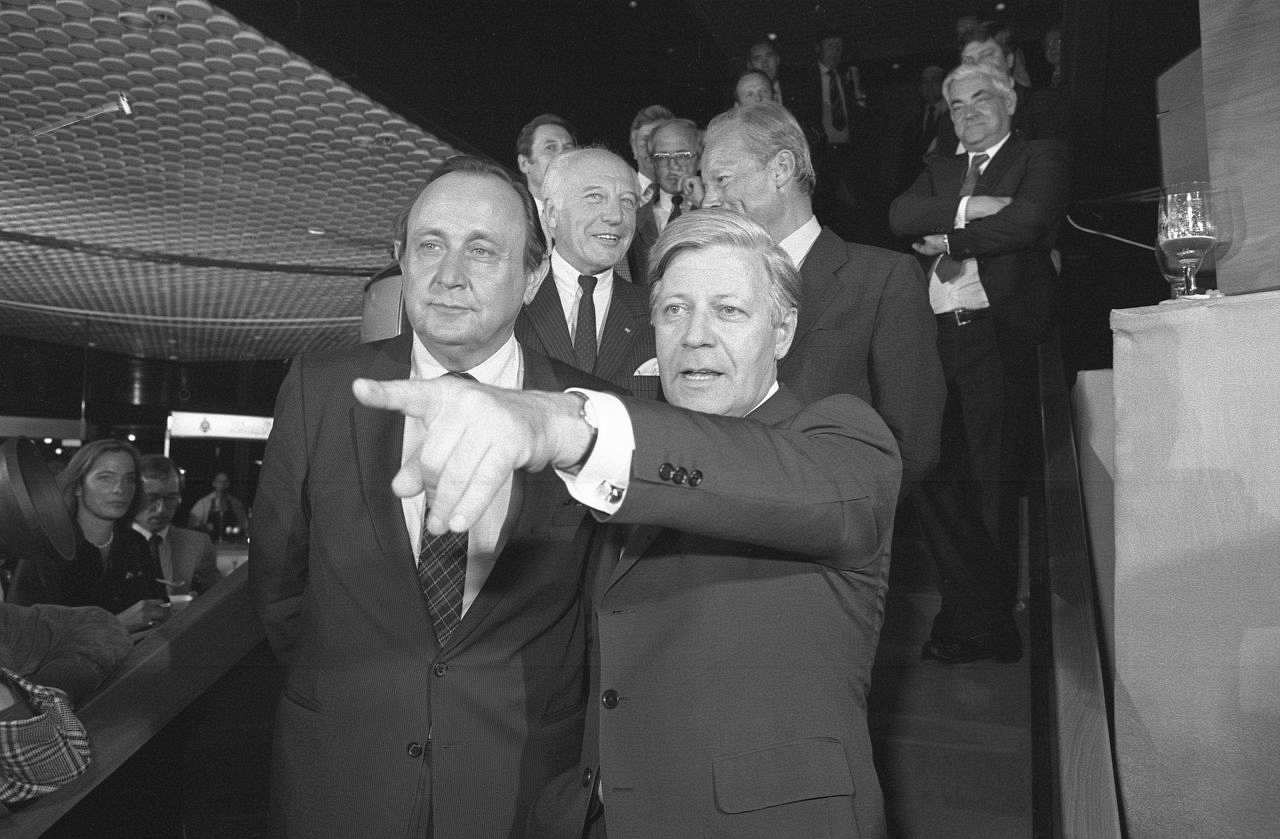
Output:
[0, 0, 457, 361]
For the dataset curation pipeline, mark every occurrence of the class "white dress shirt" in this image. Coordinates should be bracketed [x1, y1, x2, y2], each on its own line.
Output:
[777, 215, 823, 269]
[557, 383, 780, 515]
[550, 248, 613, 345]
[929, 131, 1012, 314]
[401, 334, 522, 615]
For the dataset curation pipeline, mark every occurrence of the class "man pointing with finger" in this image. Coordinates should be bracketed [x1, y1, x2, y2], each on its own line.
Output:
[251, 155, 609, 838]
[356, 210, 902, 837]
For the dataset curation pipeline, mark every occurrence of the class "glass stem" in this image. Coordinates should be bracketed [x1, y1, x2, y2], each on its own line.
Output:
[1183, 265, 1199, 295]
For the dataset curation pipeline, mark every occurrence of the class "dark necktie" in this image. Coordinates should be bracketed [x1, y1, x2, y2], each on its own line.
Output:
[148, 532, 165, 580]
[574, 274, 598, 372]
[416, 371, 474, 645]
[827, 68, 846, 132]
[668, 193, 683, 224]
[935, 153, 989, 282]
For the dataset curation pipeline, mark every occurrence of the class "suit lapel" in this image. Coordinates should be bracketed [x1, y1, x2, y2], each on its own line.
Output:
[352, 335, 414, 575]
[972, 136, 1020, 194]
[445, 347, 567, 644]
[595, 281, 646, 382]
[524, 269, 575, 365]
[796, 229, 849, 344]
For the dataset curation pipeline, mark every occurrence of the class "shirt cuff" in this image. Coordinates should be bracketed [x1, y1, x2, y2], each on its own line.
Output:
[954, 196, 970, 229]
[556, 389, 634, 515]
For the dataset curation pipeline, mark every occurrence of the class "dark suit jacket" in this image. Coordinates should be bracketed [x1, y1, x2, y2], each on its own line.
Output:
[788, 62, 863, 149]
[160, 526, 221, 594]
[528, 387, 901, 838]
[889, 135, 1070, 342]
[250, 332, 600, 838]
[627, 194, 663, 285]
[782, 228, 944, 489]
[515, 269, 657, 399]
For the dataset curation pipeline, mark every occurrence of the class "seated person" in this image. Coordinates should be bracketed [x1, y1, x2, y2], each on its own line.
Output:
[132, 455, 222, 596]
[7, 440, 170, 634]
[1, 602, 132, 810]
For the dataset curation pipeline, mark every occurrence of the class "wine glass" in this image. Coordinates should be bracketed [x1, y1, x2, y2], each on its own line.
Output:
[1156, 182, 1217, 296]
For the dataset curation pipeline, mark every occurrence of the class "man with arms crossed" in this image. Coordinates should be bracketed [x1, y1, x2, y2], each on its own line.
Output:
[251, 156, 607, 837]
[357, 210, 901, 838]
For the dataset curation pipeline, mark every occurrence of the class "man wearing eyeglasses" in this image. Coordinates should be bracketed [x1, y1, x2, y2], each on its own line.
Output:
[132, 454, 221, 596]
[629, 117, 702, 282]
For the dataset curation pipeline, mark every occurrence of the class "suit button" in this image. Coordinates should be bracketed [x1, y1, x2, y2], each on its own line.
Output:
[672, 467, 688, 485]
[601, 689, 619, 709]
[432, 662, 448, 677]
[407, 742, 425, 759]
[658, 462, 674, 481]
[688, 469, 703, 487]
[582, 768, 594, 787]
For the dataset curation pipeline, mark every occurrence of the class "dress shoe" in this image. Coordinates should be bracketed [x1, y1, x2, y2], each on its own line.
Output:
[921, 624, 1022, 664]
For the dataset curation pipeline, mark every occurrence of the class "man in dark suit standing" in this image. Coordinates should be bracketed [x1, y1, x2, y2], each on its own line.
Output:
[890, 63, 1069, 663]
[356, 209, 902, 838]
[629, 117, 701, 283]
[700, 101, 944, 491]
[251, 156, 603, 837]
[516, 148, 656, 398]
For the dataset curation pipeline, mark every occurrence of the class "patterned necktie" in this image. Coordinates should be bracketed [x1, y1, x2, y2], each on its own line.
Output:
[416, 371, 473, 645]
[934, 153, 989, 282]
[574, 274, 598, 371]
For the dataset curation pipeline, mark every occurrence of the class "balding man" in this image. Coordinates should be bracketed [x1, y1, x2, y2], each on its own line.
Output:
[701, 102, 944, 492]
[629, 117, 701, 282]
[252, 155, 610, 837]
[516, 148, 657, 397]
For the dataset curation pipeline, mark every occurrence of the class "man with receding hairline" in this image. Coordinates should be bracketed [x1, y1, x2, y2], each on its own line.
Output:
[252, 155, 610, 837]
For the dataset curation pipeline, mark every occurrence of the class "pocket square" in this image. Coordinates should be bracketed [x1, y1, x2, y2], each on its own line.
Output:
[633, 358, 659, 376]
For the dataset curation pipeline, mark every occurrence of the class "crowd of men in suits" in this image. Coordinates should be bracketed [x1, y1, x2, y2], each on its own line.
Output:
[249, 23, 1067, 838]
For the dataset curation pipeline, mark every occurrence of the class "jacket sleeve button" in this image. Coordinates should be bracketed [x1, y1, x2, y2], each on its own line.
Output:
[687, 470, 703, 487]
[672, 467, 688, 485]
[658, 462, 674, 481]
[601, 689, 620, 709]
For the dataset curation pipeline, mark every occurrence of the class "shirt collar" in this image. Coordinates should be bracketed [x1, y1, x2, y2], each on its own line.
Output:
[411, 331, 522, 387]
[132, 522, 169, 540]
[550, 247, 613, 290]
[749, 381, 781, 414]
[777, 215, 822, 267]
[968, 131, 1012, 163]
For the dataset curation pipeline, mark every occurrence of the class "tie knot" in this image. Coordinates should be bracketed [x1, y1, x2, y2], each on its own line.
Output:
[970, 153, 989, 169]
[578, 274, 597, 294]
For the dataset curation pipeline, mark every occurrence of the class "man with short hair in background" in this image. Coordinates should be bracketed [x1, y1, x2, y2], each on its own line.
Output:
[700, 101, 944, 492]
[515, 112, 578, 246]
[629, 117, 702, 282]
[133, 454, 221, 596]
[627, 104, 674, 205]
[516, 148, 656, 397]
[890, 62, 1069, 664]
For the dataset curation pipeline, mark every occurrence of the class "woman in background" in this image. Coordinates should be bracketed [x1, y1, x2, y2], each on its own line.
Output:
[8, 440, 169, 633]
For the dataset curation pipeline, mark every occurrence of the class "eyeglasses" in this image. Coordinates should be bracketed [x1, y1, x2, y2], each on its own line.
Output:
[143, 493, 183, 507]
[651, 151, 697, 166]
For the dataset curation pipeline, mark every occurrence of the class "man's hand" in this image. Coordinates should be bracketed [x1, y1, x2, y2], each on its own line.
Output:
[965, 195, 1012, 220]
[912, 234, 948, 256]
[353, 377, 593, 534]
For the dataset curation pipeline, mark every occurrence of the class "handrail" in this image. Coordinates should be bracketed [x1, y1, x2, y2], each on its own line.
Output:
[3, 563, 264, 837]
[1037, 342, 1123, 838]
